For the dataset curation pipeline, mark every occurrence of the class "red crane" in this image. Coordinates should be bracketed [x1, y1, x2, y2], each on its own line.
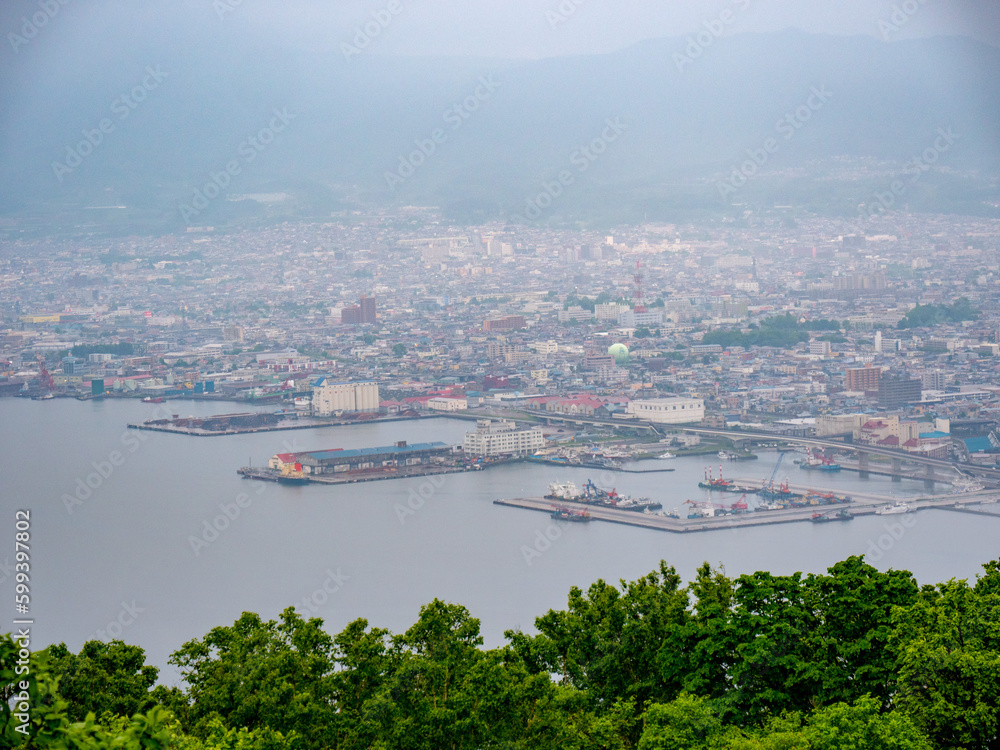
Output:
[35, 355, 54, 394]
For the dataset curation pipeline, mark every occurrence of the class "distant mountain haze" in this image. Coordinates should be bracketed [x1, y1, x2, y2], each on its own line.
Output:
[1, 26, 998, 230]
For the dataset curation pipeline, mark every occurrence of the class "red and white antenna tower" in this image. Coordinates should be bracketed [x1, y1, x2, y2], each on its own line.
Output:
[633, 261, 647, 313]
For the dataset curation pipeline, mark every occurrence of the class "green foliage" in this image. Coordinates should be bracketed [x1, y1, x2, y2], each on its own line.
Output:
[638, 694, 725, 750]
[702, 315, 847, 350]
[564, 295, 597, 312]
[890, 573, 1000, 749]
[70, 343, 135, 358]
[702, 315, 809, 350]
[46, 640, 159, 721]
[898, 298, 978, 329]
[392, 343, 407, 357]
[168, 608, 338, 747]
[10, 556, 1000, 749]
[1, 634, 174, 748]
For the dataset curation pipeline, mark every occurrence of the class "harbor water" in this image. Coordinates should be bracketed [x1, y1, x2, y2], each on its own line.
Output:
[1, 397, 997, 682]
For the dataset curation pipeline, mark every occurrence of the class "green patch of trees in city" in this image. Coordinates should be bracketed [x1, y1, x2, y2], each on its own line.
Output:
[69, 343, 136, 358]
[701, 315, 847, 350]
[897, 298, 978, 329]
[3, 556, 999, 749]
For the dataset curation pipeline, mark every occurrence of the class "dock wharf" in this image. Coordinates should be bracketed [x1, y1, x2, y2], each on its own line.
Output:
[493, 490, 1000, 534]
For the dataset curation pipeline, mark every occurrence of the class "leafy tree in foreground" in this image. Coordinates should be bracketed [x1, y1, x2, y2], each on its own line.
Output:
[7, 556, 1000, 749]
[891, 566, 1000, 750]
[168, 607, 338, 748]
[46, 639, 159, 722]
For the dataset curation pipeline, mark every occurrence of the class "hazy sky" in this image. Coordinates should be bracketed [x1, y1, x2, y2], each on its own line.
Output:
[3, 0, 1000, 62]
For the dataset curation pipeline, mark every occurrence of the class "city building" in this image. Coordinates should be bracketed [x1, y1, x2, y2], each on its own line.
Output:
[222, 325, 245, 342]
[595, 303, 630, 322]
[922, 370, 947, 390]
[846, 364, 881, 392]
[341, 295, 377, 325]
[484, 315, 526, 332]
[878, 374, 922, 410]
[427, 396, 468, 412]
[463, 419, 544, 456]
[360, 295, 377, 324]
[618, 309, 664, 328]
[311, 379, 380, 416]
[625, 397, 705, 424]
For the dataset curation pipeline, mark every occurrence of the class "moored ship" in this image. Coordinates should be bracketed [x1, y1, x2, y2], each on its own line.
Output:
[551, 506, 592, 522]
[811, 509, 853, 522]
[875, 501, 911, 515]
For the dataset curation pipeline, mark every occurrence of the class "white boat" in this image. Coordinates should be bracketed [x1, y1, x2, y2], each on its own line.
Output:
[658, 452, 677, 460]
[875, 502, 911, 515]
[546, 481, 579, 500]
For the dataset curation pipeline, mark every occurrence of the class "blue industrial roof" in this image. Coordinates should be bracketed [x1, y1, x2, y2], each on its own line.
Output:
[918, 431, 949, 439]
[305, 442, 450, 461]
[964, 437, 993, 453]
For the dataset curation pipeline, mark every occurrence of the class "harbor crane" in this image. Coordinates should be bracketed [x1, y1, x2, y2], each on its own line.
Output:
[763, 451, 789, 493]
[35, 354, 54, 395]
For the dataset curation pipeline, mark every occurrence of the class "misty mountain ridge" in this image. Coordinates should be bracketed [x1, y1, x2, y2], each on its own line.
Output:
[1, 28, 998, 231]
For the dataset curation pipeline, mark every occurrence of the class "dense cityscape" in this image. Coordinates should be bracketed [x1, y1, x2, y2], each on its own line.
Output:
[4, 209, 1000, 466]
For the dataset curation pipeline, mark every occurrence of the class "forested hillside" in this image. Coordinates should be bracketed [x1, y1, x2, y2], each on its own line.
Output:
[3, 556, 999, 749]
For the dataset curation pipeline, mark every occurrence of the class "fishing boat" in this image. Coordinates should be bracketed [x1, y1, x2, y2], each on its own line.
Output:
[551, 506, 592, 522]
[875, 501, 911, 515]
[811, 509, 853, 522]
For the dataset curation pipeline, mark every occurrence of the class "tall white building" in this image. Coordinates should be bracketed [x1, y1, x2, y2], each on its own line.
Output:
[311, 378, 380, 416]
[618, 309, 664, 328]
[595, 303, 630, 322]
[626, 398, 704, 424]
[463, 419, 544, 456]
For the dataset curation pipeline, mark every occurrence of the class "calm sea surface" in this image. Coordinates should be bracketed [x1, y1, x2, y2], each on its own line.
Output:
[1, 398, 997, 682]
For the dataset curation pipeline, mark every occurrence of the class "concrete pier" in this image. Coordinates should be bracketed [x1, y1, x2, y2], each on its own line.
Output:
[493, 490, 1000, 535]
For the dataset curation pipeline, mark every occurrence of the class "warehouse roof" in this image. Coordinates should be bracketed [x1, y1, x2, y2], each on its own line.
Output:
[301, 442, 450, 461]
